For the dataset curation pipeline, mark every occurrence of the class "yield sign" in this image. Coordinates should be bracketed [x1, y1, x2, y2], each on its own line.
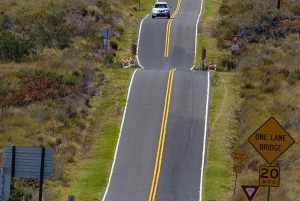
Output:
[231, 35, 240, 44]
[241, 185, 259, 201]
[102, 27, 113, 39]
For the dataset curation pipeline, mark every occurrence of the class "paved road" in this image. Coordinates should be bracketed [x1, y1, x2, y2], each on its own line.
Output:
[102, 70, 210, 201]
[138, 0, 203, 70]
[102, 0, 210, 200]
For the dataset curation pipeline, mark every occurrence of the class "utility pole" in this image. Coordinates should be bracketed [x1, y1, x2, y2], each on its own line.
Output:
[277, 0, 280, 9]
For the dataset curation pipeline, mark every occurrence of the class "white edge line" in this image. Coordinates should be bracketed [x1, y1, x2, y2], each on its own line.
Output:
[136, 14, 150, 70]
[191, 0, 204, 70]
[101, 69, 138, 201]
[199, 71, 211, 201]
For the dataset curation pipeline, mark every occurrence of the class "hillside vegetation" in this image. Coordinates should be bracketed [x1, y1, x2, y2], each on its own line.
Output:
[0, 0, 300, 200]
[203, 0, 300, 200]
[0, 0, 145, 200]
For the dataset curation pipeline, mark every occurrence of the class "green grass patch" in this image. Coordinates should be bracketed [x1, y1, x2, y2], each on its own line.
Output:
[61, 68, 135, 200]
[195, 0, 230, 69]
[204, 72, 241, 201]
[70, 123, 120, 201]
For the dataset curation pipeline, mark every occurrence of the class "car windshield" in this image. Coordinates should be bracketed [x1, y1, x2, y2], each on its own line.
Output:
[154, 4, 167, 8]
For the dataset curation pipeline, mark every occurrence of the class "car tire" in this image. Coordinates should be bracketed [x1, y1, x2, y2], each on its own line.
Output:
[167, 14, 170, 19]
[152, 15, 155, 18]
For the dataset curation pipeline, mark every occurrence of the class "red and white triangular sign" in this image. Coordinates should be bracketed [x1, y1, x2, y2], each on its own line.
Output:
[231, 35, 240, 44]
[241, 185, 259, 201]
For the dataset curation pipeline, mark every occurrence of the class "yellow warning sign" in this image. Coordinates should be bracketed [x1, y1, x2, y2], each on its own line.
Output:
[233, 164, 242, 173]
[248, 117, 295, 164]
[231, 147, 248, 164]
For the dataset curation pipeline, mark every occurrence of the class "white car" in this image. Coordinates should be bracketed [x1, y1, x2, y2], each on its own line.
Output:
[152, 2, 171, 18]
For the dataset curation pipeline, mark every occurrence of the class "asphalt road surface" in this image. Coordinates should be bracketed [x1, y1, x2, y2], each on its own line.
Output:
[102, 0, 210, 200]
[137, 0, 203, 70]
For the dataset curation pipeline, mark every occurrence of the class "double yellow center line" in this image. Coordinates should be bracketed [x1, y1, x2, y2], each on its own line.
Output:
[164, 0, 182, 57]
[148, 68, 176, 201]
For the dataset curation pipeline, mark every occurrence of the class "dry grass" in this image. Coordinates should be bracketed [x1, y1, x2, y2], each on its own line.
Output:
[0, 0, 144, 199]
[204, 71, 241, 201]
[229, 63, 300, 200]
[204, 0, 300, 200]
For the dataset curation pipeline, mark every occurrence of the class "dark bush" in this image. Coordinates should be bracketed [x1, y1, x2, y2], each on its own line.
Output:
[0, 31, 35, 62]
[110, 40, 119, 50]
[105, 53, 114, 64]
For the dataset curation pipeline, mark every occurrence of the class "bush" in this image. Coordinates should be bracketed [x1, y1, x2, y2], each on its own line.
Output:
[36, 16, 75, 49]
[0, 31, 35, 62]
[110, 40, 119, 50]
[219, 4, 230, 15]
[289, 3, 300, 16]
[116, 26, 125, 35]
[105, 53, 114, 64]
[9, 179, 32, 201]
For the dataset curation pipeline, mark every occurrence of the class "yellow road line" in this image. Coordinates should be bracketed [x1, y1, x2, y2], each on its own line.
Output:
[164, 0, 182, 57]
[148, 68, 176, 201]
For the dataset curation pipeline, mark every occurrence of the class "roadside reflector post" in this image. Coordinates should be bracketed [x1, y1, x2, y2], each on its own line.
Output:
[200, 47, 206, 71]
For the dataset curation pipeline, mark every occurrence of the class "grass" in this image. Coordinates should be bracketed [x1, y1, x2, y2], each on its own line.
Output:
[232, 64, 300, 200]
[195, 0, 230, 69]
[204, 72, 241, 201]
[1, 0, 300, 200]
[59, 67, 136, 201]
[190, 0, 243, 199]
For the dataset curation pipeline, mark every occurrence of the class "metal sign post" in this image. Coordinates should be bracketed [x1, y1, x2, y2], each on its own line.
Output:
[231, 147, 247, 195]
[68, 195, 75, 201]
[230, 35, 240, 71]
[38, 147, 45, 201]
[101, 27, 113, 64]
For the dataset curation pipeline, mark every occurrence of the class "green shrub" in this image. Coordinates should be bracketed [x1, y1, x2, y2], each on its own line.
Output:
[0, 31, 35, 62]
[110, 40, 119, 50]
[105, 53, 114, 64]
[289, 4, 300, 16]
[219, 4, 230, 15]
[9, 179, 32, 201]
[116, 26, 125, 35]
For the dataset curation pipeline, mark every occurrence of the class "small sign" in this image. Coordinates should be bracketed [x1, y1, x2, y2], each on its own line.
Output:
[103, 39, 110, 47]
[259, 166, 280, 187]
[232, 44, 239, 51]
[231, 147, 248, 164]
[241, 185, 259, 201]
[231, 35, 240, 44]
[248, 117, 295, 164]
[102, 27, 113, 39]
[233, 164, 242, 173]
